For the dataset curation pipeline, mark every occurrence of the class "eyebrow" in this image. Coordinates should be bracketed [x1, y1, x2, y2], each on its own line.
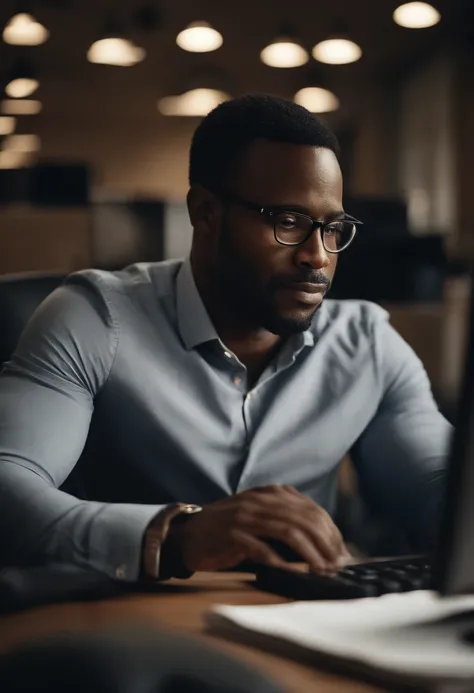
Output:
[268, 204, 347, 220]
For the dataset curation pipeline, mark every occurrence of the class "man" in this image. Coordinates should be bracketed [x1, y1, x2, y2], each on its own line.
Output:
[0, 94, 451, 583]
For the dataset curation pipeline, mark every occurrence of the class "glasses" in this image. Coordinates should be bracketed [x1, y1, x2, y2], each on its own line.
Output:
[219, 192, 363, 253]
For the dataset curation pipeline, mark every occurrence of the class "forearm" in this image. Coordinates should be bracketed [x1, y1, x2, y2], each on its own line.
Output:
[0, 460, 166, 581]
[353, 411, 450, 552]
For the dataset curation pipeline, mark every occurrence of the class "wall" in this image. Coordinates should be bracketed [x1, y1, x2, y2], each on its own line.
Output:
[397, 52, 457, 239]
[164, 201, 193, 260]
[0, 207, 92, 274]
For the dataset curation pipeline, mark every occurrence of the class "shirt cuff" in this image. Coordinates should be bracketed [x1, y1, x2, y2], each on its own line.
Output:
[87, 503, 168, 582]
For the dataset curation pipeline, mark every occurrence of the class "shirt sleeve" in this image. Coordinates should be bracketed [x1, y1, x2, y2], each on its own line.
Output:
[0, 278, 166, 581]
[351, 311, 453, 553]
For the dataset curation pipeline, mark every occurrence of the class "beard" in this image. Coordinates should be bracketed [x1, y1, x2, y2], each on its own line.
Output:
[213, 218, 331, 337]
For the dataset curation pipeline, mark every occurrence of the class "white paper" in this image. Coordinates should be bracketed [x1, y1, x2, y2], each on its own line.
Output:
[207, 591, 474, 680]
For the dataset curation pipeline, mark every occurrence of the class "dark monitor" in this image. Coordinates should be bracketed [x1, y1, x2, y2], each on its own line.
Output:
[433, 272, 474, 596]
[29, 163, 90, 206]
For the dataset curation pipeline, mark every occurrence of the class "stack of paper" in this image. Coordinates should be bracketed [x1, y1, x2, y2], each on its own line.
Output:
[206, 591, 474, 682]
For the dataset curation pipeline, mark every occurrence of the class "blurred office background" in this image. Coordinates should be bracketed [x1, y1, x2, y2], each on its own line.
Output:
[0, 0, 473, 416]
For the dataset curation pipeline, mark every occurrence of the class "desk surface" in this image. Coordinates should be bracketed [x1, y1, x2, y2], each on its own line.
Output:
[0, 571, 387, 693]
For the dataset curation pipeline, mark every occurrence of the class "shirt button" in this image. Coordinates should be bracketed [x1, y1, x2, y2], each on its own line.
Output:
[233, 376, 242, 385]
[115, 565, 127, 580]
[224, 351, 233, 359]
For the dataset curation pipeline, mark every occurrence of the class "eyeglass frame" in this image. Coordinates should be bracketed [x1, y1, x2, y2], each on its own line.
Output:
[216, 191, 363, 253]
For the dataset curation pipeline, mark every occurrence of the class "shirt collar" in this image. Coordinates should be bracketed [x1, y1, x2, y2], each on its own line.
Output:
[176, 256, 219, 350]
[176, 256, 317, 352]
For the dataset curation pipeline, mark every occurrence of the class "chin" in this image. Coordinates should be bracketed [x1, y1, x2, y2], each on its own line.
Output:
[264, 307, 319, 337]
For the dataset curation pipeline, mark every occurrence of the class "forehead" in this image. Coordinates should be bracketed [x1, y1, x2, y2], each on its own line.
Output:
[232, 139, 343, 213]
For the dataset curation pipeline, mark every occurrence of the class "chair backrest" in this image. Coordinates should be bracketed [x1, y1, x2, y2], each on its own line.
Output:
[0, 273, 66, 367]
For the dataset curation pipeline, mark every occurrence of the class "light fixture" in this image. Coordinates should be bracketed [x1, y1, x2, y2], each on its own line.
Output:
[0, 116, 16, 135]
[0, 150, 30, 169]
[158, 88, 230, 117]
[294, 87, 339, 113]
[5, 78, 39, 98]
[5, 59, 40, 98]
[2, 133, 41, 152]
[312, 37, 362, 65]
[260, 26, 309, 68]
[393, 2, 441, 28]
[87, 38, 146, 66]
[176, 21, 223, 52]
[3, 12, 49, 45]
[1, 99, 42, 115]
[87, 19, 146, 66]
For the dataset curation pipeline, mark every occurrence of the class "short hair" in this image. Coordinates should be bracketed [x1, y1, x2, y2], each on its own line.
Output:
[188, 93, 340, 191]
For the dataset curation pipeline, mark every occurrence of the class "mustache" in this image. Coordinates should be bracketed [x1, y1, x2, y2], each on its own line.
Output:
[276, 270, 331, 288]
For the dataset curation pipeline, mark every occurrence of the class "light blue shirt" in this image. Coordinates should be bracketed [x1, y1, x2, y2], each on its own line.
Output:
[0, 257, 452, 581]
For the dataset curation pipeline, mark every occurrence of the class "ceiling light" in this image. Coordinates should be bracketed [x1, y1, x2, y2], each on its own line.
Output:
[294, 87, 340, 113]
[5, 59, 39, 98]
[0, 150, 30, 169]
[1, 99, 42, 115]
[3, 13, 49, 46]
[176, 22, 223, 52]
[87, 37, 146, 66]
[158, 88, 230, 117]
[0, 116, 16, 135]
[5, 78, 39, 98]
[312, 37, 362, 65]
[393, 2, 441, 28]
[260, 33, 309, 68]
[2, 134, 41, 152]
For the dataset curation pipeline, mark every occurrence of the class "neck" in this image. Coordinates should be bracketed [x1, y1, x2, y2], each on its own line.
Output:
[190, 253, 282, 359]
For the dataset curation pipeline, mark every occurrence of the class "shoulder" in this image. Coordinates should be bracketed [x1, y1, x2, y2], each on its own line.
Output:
[314, 299, 390, 342]
[66, 259, 183, 303]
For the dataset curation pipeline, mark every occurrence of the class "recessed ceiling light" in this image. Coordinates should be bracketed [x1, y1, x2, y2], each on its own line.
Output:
[1, 99, 42, 115]
[294, 87, 340, 113]
[0, 116, 16, 136]
[393, 3, 441, 29]
[0, 150, 30, 169]
[176, 22, 223, 53]
[261, 37, 309, 68]
[87, 38, 146, 66]
[158, 88, 230, 117]
[2, 134, 41, 153]
[3, 13, 49, 46]
[312, 38, 362, 65]
[5, 78, 40, 99]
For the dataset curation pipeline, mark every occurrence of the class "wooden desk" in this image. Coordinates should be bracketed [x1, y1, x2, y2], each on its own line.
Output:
[0, 571, 386, 693]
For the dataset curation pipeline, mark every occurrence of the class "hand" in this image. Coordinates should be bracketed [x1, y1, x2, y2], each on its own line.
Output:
[164, 485, 351, 574]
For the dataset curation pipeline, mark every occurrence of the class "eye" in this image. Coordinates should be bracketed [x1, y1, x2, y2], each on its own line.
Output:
[276, 213, 298, 229]
[324, 221, 343, 235]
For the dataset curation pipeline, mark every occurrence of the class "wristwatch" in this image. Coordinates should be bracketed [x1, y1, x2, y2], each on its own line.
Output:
[143, 502, 202, 580]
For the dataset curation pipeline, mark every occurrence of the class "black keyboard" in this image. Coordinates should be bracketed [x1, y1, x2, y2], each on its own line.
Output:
[255, 556, 432, 600]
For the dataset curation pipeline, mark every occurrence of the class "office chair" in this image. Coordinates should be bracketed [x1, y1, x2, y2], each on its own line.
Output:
[0, 272, 66, 368]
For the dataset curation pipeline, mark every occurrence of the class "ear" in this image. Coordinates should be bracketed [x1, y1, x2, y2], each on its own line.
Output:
[187, 185, 221, 237]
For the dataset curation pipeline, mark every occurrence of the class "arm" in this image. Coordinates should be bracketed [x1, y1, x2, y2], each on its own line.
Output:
[351, 315, 452, 553]
[0, 278, 166, 581]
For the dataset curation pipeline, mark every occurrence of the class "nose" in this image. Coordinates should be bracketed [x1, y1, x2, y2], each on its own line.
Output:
[293, 228, 331, 270]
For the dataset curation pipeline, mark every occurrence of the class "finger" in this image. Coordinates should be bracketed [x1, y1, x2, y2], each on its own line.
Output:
[291, 497, 347, 564]
[309, 510, 346, 563]
[229, 529, 291, 569]
[250, 507, 344, 565]
[240, 518, 329, 573]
